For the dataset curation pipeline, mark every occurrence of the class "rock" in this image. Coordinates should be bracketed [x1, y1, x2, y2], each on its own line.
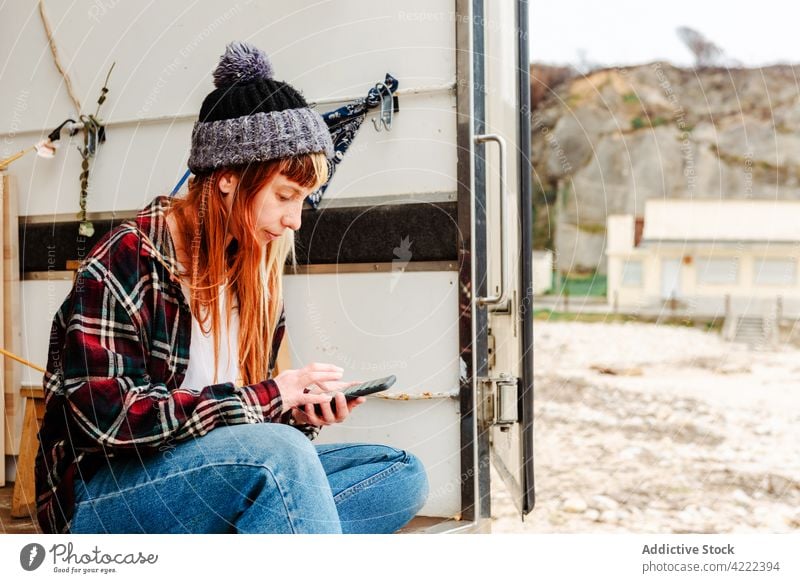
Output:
[627, 506, 643, 517]
[656, 405, 672, 420]
[698, 506, 715, 518]
[786, 511, 800, 528]
[731, 489, 752, 505]
[562, 497, 588, 513]
[677, 509, 700, 524]
[584, 509, 600, 521]
[592, 495, 620, 511]
[599, 510, 618, 523]
[619, 446, 643, 460]
[718, 364, 751, 375]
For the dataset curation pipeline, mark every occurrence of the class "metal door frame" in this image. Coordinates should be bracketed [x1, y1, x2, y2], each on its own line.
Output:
[446, 0, 534, 534]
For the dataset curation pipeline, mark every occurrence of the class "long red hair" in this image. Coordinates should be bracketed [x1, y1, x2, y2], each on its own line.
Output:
[166, 153, 329, 385]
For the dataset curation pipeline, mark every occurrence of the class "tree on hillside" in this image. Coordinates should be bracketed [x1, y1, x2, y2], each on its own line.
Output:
[677, 26, 724, 68]
[530, 63, 576, 111]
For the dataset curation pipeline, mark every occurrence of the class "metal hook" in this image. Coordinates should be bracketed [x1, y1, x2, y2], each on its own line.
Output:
[371, 81, 394, 132]
[370, 86, 387, 132]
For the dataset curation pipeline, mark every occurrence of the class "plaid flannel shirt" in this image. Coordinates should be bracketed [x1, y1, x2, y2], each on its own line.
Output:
[35, 195, 319, 534]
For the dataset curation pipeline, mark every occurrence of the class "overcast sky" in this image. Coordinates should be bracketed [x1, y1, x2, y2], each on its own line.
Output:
[529, 0, 800, 67]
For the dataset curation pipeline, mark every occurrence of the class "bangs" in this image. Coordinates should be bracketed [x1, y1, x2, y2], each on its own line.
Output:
[218, 151, 330, 198]
[277, 151, 329, 192]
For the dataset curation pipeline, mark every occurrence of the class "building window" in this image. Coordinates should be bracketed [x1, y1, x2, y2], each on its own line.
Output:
[696, 257, 738, 285]
[754, 258, 796, 285]
[621, 260, 643, 286]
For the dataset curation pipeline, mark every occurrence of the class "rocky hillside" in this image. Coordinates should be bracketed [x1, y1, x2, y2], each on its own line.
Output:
[531, 62, 800, 275]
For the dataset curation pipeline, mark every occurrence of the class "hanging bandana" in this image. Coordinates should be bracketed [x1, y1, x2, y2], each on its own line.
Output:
[306, 73, 399, 208]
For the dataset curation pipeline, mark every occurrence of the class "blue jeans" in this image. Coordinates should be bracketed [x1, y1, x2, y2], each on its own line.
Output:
[70, 423, 429, 534]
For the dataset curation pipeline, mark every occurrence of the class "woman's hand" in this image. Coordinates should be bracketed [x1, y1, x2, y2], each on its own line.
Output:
[291, 382, 367, 427]
[273, 362, 348, 411]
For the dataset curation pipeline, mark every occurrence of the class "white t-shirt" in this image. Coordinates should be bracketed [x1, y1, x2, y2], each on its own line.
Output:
[176, 261, 242, 388]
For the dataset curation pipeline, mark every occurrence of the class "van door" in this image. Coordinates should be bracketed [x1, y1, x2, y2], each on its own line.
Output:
[472, 0, 535, 519]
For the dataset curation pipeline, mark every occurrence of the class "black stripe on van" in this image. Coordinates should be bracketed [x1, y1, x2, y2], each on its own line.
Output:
[19, 201, 459, 272]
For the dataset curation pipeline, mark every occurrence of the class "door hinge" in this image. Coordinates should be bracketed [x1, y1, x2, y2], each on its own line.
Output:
[479, 373, 519, 430]
[487, 330, 496, 369]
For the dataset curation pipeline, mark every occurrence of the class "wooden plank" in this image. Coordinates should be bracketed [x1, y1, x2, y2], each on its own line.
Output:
[20, 386, 44, 400]
[395, 515, 457, 533]
[0, 172, 4, 485]
[0, 483, 41, 533]
[3, 172, 22, 462]
[10, 394, 44, 518]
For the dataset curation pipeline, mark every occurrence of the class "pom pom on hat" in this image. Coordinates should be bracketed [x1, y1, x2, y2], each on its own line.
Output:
[189, 39, 335, 173]
[212, 40, 274, 88]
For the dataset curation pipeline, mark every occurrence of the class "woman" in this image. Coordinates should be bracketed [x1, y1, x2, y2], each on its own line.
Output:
[34, 41, 429, 534]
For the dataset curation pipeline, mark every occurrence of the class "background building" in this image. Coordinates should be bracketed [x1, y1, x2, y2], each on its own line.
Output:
[606, 199, 800, 319]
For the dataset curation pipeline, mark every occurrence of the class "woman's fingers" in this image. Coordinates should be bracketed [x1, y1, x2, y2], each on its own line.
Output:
[298, 401, 331, 426]
[313, 380, 357, 393]
[347, 396, 367, 412]
[309, 379, 363, 394]
[300, 370, 343, 388]
[284, 365, 367, 425]
[296, 404, 322, 426]
[316, 396, 339, 424]
[332, 392, 349, 422]
[293, 394, 367, 426]
[298, 392, 334, 405]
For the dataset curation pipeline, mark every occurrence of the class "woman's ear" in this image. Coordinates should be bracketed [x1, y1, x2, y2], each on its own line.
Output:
[217, 171, 239, 196]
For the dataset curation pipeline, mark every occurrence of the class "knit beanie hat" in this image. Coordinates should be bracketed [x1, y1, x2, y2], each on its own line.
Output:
[187, 41, 334, 174]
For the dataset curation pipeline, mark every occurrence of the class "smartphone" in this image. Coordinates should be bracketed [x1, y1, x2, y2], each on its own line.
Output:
[300, 374, 396, 417]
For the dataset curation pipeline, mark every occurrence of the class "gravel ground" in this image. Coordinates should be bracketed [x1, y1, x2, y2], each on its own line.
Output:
[490, 320, 800, 533]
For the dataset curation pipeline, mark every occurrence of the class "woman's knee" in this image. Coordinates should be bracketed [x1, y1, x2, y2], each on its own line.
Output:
[402, 452, 430, 511]
[375, 447, 429, 513]
[170, 423, 326, 494]
[199, 422, 318, 465]
[359, 445, 429, 510]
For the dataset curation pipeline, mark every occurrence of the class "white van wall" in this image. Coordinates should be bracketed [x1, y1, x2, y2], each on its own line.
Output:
[6, 1, 463, 518]
[284, 271, 462, 518]
[1, 0, 457, 215]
